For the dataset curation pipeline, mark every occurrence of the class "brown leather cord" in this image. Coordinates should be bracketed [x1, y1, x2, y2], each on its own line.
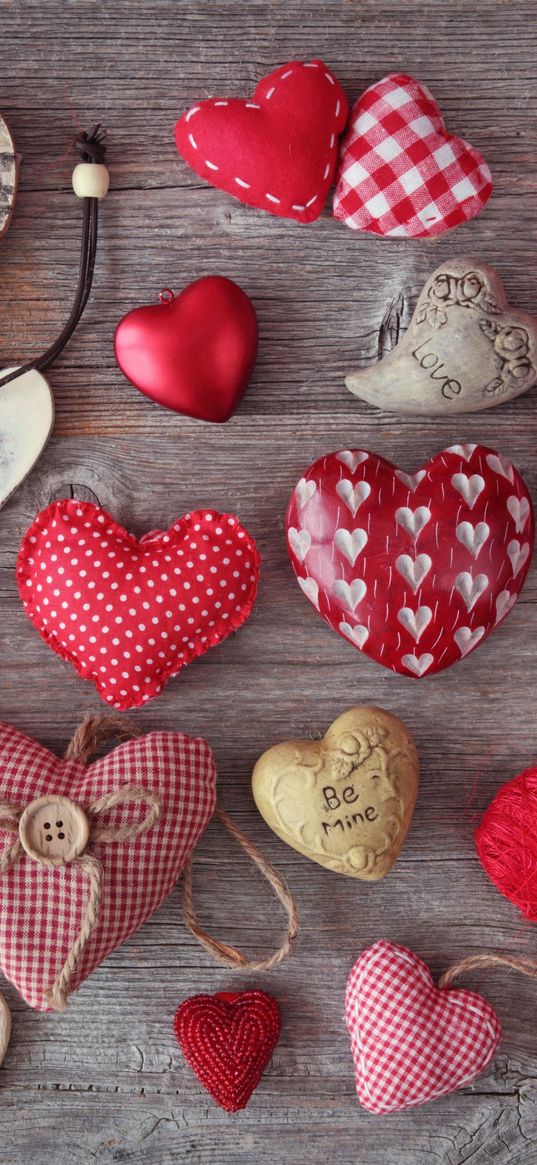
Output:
[439, 952, 537, 990]
[182, 804, 299, 971]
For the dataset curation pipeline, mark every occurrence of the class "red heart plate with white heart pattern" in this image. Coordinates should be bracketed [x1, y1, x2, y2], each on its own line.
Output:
[286, 444, 534, 678]
[17, 500, 260, 710]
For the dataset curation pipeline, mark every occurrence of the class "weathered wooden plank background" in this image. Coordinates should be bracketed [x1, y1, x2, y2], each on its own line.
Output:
[1, 1, 537, 1161]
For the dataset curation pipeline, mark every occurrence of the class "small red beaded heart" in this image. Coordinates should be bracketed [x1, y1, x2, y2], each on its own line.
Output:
[17, 499, 260, 710]
[174, 990, 281, 1111]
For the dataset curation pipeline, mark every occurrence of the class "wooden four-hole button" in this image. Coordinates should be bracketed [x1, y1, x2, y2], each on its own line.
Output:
[18, 795, 90, 867]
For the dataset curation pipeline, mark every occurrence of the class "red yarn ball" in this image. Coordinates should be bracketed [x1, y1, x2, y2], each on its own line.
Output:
[476, 766, 537, 921]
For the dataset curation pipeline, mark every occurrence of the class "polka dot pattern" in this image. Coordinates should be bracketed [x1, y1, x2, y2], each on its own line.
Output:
[17, 500, 261, 711]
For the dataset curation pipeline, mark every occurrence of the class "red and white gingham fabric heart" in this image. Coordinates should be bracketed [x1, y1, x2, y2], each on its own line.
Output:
[17, 500, 260, 711]
[346, 941, 501, 1113]
[175, 59, 348, 224]
[333, 73, 492, 238]
[0, 722, 216, 1010]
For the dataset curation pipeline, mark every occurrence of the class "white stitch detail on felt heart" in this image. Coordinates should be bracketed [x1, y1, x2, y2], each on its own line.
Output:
[337, 450, 368, 473]
[292, 205, 306, 212]
[330, 133, 335, 148]
[455, 571, 489, 611]
[396, 553, 432, 593]
[456, 521, 490, 559]
[335, 99, 341, 116]
[265, 86, 275, 99]
[185, 106, 200, 122]
[281, 69, 294, 79]
[295, 478, 316, 509]
[323, 163, 330, 180]
[397, 606, 432, 643]
[507, 539, 530, 576]
[214, 101, 229, 107]
[454, 625, 485, 656]
[336, 480, 371, 516]
[451, 473, 485, 509]
[395, 506, 431, 538]
[401, 652, 434, 676]
[245, 102, 260, 109]
[188, 134, 198, 150]
[334, 528, 368, 566]
[333, 578, 367, 612]
[339, 621, 368, 648]
[205, 160, 219, 171]
[235, 177, 251, 189]
[266, 193, 281, 204]
[507, 495, 530, 533]
[306, 195, 318, 208]
[288, 527, 312, 562]
[298, 575, 319, 608]
[324, 71, 335, 85]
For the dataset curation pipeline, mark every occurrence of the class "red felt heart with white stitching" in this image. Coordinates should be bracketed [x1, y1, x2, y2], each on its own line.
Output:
[286, 444, 534, 678]
[346, 941, 501, 1113]
[175, 59, 348, 224]
[0, 721, 216, 1011]
[17, 500, 260, 710]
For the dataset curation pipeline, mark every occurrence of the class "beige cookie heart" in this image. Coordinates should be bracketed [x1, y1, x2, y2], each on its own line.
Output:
[346, 258, 537, 415]
[0, 992, 11, 1066]
[252, 707, 418, 880]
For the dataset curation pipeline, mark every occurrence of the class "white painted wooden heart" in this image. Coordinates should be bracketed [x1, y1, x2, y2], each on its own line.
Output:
[0, 367, 54, 509]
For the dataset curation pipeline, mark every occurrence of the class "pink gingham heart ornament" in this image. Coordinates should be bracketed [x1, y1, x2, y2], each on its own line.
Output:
[286, 444, 534, 678]
[0, 721, 216, 1011]
[17, 500, 260, 711]
[333, 73, 492, 238]
[346, 941, 501, 1113]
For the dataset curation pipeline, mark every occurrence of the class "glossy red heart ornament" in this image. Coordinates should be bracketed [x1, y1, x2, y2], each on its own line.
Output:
[175, 59, 348, 223]
[174, 990, 281, 1111]
[17, 499, 260, 710]
[346, 941, 501, 1113]
[287, 444, 534, 677]
[114, 276, 258, 422]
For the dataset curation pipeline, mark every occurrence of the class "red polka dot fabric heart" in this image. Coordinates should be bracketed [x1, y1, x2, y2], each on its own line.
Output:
[175, 59, 348, 224]
[333, 73, 492, 238]
[286, 444, 534, 678]
[346, 941, 501, 1113]
[174, 990, 281, 1111]
[17, 500, 260, 711]
[0, 721, 216, 1010]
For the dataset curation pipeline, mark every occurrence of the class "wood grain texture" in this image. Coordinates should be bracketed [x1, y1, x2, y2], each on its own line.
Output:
[1, 1, 537, 1161]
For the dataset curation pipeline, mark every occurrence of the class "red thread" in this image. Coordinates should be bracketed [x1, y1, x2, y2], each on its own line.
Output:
[476, 767, 537, 920]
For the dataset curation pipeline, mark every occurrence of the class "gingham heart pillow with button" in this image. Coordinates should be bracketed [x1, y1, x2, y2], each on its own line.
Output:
[333, 73, 492, 238]
[346, 941, 501, 1113]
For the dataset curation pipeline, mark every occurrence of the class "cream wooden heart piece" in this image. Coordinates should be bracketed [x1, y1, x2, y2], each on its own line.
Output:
[252, 707, 418, 880]
[0, 115, 17, 238]
[346, 258, 537, 415]
[0, 366, 54, 509]
[0, 992, 11, 1066]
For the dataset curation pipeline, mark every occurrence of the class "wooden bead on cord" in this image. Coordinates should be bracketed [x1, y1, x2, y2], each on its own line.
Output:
[72, 162, 109, 198]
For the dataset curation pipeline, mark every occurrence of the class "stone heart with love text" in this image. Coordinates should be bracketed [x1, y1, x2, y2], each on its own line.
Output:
[346, 259, 537, 415]
[252, 707, 418, 880]
[286, 444, 534, 678]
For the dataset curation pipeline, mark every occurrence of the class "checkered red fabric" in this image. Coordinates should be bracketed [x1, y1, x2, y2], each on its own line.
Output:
[333, 74, 492, 238]
[345, 941, 501, 1114]
[0, 722, 216, 1010]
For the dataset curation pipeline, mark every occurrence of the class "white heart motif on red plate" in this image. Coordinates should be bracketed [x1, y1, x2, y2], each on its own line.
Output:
[286, 444, 534, 678]
[333, 73, 492, 238]
[346, 941, 501, 1114]
[17, 500, 260, 711]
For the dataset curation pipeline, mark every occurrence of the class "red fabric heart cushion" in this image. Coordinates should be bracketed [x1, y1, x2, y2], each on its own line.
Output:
[0, 722, 216, 1010]
[114, 276, 258, 423]
[174, 990, 281, 1111]
[17, 500, 260, 711]
[346, 941, 501, 1113]
[333, 73, 492, 238]
[175, 59, 348, 223]
[286, 444, 534, 678]
[475, 766, 537, 921]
